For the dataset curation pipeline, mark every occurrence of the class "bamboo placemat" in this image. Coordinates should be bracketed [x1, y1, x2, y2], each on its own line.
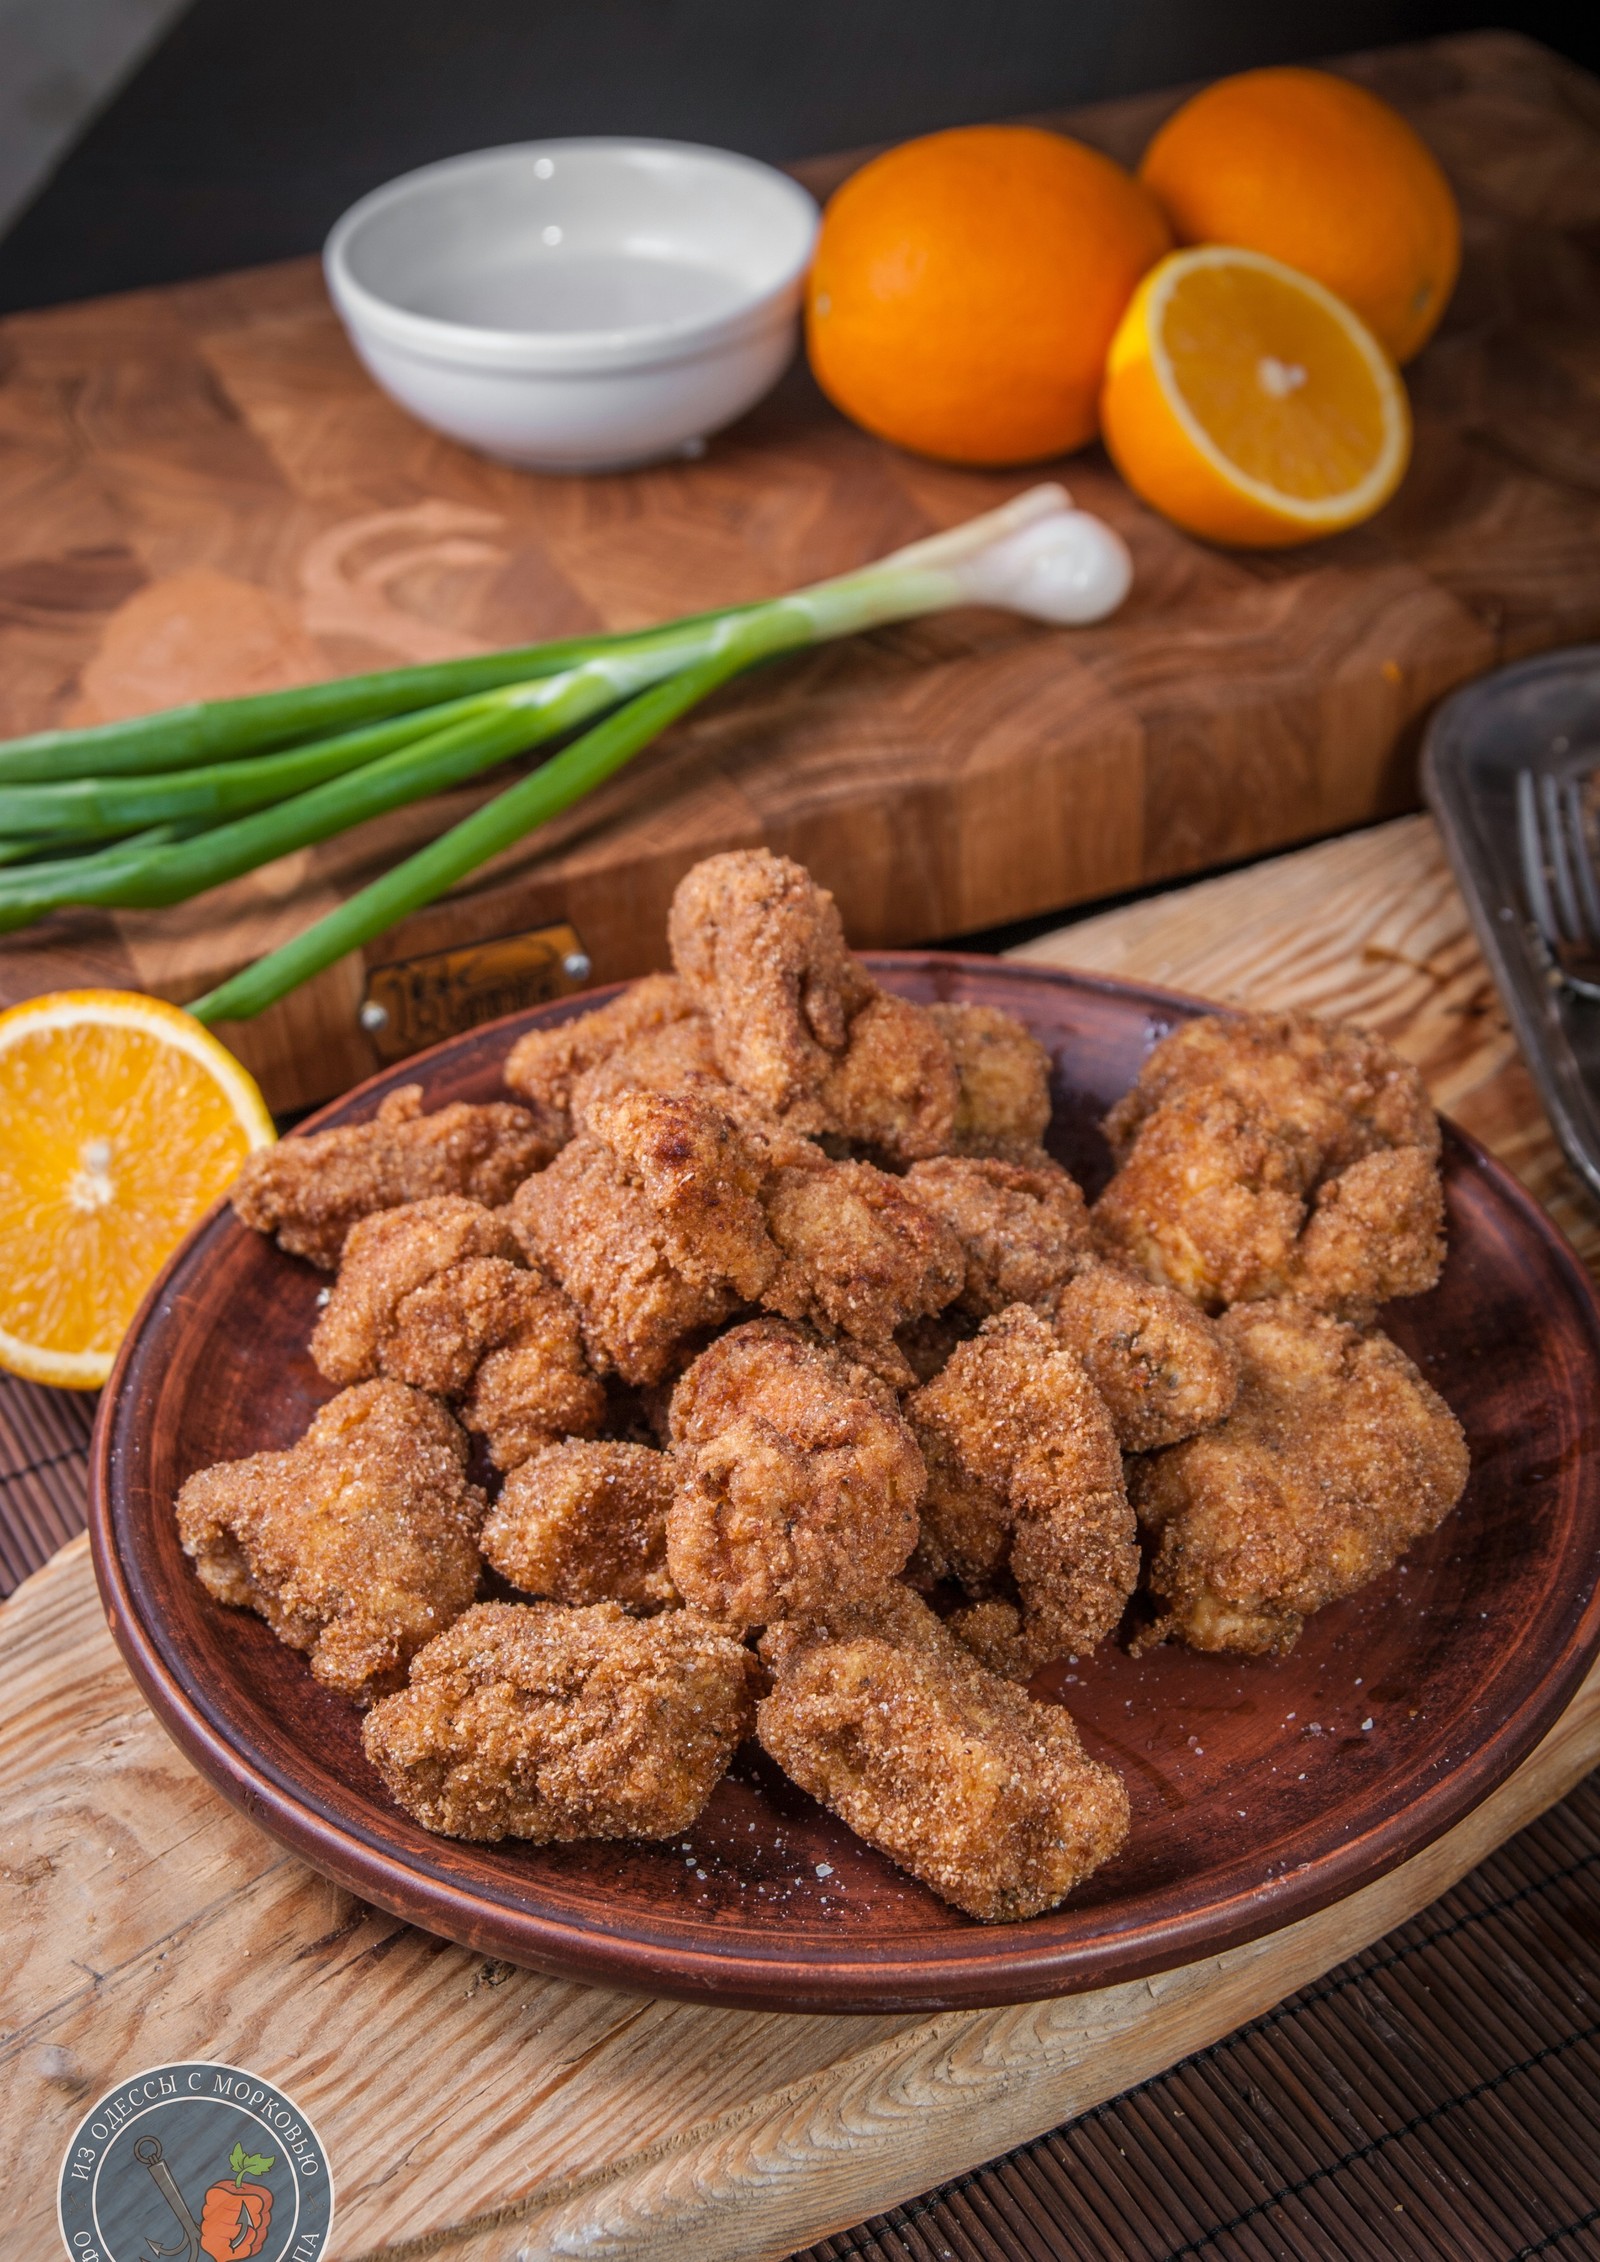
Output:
[5, 814, 1599, 2258]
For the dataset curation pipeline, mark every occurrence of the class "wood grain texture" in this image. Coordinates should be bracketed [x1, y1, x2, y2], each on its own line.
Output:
[1, 30, 1598, 1110]
[4, 812, 1600, 2259]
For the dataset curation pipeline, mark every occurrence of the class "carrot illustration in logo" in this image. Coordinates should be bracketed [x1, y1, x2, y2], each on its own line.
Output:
[198, 2142, 275, 2258]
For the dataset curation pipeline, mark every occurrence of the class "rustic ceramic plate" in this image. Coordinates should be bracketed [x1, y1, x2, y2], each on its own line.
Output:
[90, 958, 1600, 2013]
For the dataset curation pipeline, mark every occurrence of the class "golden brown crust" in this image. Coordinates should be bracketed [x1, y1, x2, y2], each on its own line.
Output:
[1130, 1299, 1470, 1655]
[903, 1155, 1091, 1316]
[666, 1319, 925, 1627]
[231, 1087, 556, 1269]
[502, 974, 695, 1142]
[1093, 1011, 1444, 1317]
[362, 1600, 757, 1841]
[757, 1585, 1128, 1921]
[175, 1380, 485, 1705]
[927, 1003, 1053, 1159]
[908, 1305, 1137, 1672]
[818, 992, 960, 1162]
[667, 849, 875, 1119]
[1052, 1258, 1240, 1452]
[508, 1087, 779, 1385]
[568, 1013, 726, 1129]
[759, 1157, 964, 1349]
[483, 1440, 677, 1611]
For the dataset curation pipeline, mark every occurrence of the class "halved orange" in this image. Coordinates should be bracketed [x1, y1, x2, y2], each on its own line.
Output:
[1100, 244, 1411, 548]
[0, 990, 275, 1388]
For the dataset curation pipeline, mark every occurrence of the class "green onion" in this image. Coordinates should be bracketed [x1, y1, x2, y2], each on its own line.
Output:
[0, 486, 1132, 1014]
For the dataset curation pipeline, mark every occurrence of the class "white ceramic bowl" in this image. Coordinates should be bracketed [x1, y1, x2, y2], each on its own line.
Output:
[325, 139, 819, 473]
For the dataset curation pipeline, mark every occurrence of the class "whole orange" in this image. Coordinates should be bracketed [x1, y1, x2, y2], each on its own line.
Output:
[1139, 67, 1460, 364]
[806, 125, 1171, 466]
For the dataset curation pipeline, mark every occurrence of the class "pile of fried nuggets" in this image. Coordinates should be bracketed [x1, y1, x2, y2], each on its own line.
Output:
[179, 850, 1470, 1923]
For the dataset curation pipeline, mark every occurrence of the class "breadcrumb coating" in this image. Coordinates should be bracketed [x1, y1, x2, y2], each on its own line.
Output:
[231, 1085, 556, 1269]
[176, 1380, 485, 1704]
[758, 1585, 1129, 1921]
[502, 973, 696, 1143]
[483, 1440, 677, 1612]
[818, 991, 960, 1162]
[667, 1319, 925, 1627]
[903, 1155, 1091, 1316]
[909, 1305, 1137, 1673]
[363, 1600, 757, 1841]
[509, 1088, 778, 1385]
[1053, 1259, 1240, 1452]
[761, 1156, 964, 1350]
[928, 1003, 1053, 1160]
[1093, 1011, 1444, 1316]
[1131, 1299, 1470, 1655]
[309, 1195, 603, 1469]
[668, 849, 875, 1120]
[568, 1013, 726, 1128]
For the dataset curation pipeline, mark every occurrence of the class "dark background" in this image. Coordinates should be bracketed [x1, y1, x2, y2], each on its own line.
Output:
[0, 0, 1595, 317]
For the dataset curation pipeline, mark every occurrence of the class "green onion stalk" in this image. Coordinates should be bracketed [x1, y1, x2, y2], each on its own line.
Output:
[0, 486, 1131, 1020]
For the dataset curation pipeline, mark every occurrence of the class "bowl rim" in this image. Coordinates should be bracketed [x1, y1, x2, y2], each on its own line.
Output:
[87, 954, 1600, 2014]
[324, 136, 820, 374]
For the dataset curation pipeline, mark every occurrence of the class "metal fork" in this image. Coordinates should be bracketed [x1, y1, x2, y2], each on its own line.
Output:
[1516, 764, 1600, 999]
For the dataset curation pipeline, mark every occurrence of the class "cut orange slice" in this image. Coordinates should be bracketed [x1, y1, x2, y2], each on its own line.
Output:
[1100, 244, 1411, 548]
[0, 990, 275, 1388]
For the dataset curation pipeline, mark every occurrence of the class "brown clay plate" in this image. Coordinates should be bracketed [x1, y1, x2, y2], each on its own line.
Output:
[89, 958, 1600, 2014]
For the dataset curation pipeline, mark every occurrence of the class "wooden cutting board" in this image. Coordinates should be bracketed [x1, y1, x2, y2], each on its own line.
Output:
[1, 28, 1598, 1115]
[7, 811, 1600, 2262]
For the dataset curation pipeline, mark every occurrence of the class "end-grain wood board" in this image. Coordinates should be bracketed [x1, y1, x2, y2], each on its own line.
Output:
[7, 811, 1600, 2262]
[1, 31, 1598, 1111]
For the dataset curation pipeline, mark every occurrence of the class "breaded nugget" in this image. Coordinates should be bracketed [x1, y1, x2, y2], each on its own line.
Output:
[503, 973, 695, 1142]
[927, 1002, 1053, 1160]
[761, 1157, 964, 1351]
[667, 1319, 926, 1626]
[509, 1089, 776, 1385]
[1131, 1299, 1470, 1656]
[231, 1085, 556, 1269]
[1053, 1259, 1240, 1452]
[483, 1440, 676, 1612]
[908, 1305, 1137, 1673]
[758, 1585, 1128, 1921]
[1093, 1011, 1445, 1316]
[310, 1195, 604, 1468]
[568, 1013, 725, 1128]
[363, 1600, 757, 1841]
[668, 849, 875, 1120]
[818, 991, 960, 1163]
[903, 1155, 1091, 1316]
[176, 1380, 485, 1704]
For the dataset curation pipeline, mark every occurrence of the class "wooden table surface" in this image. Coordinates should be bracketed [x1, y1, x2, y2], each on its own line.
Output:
[7, 811, 1600, 2262]
[2, 28, 1599, 1112]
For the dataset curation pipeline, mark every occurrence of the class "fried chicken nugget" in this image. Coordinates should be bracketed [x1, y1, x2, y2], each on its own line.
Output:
[668, 849, 875, 1122]
[176, 1380, 485, 1704]
[1093, 1011, 1445, 1316]
[309, 1195, 604, 1469]
[1131, 1299, 1470, 1656]
[509, 1088, 777, 1384]
[502, 973, 696, 1144]
[568, 1013, 725, 1128]
[758, 1585, 1128, 1921]
[761, 1156, 964, 1355]
[909, 1305, 1137, 1673]
[667, 1319, 926, 1626]
[818, 991, 960, 1163]
[1053, 1259, 1240, 1452]
[231, 1086, 556, 1269]
[903, 1155, 1091, 1316]
[483, 1440, 676, 1612]
[927, 1002, 1053, 1160]
[362, 1600, 757, 1842]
